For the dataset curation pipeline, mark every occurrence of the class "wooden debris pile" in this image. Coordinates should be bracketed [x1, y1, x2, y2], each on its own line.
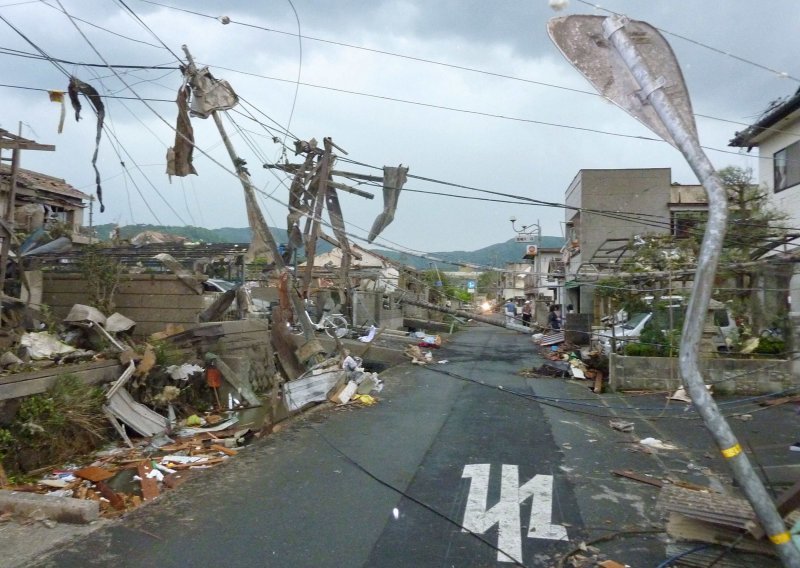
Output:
[4, 421, 256, 520]
[657, 484, 789, 564]
[521, 345, 607, 392]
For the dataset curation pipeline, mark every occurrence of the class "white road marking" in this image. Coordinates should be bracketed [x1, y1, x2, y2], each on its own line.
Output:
[461, 464, 568, 564]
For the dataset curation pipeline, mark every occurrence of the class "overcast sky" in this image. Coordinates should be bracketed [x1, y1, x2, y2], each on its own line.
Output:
[1, 0, 797, 257]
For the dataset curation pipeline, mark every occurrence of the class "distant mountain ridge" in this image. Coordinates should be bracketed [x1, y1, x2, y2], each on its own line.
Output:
[91, 224, 564, 269]
[372, 235, 565, 270]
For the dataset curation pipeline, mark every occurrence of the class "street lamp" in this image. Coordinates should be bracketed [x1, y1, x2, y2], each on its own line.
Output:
[509, 217, 542, 306]
[509, 217, 540, 240]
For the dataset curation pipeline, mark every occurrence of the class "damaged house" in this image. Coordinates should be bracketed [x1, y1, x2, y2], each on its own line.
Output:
[0, 165, 91, 243]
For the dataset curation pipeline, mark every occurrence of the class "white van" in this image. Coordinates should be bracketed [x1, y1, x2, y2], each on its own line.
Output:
[597, 312, 652, 355]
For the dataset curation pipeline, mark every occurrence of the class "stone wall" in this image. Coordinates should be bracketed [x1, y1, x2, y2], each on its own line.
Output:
[609, 354, 794, 395]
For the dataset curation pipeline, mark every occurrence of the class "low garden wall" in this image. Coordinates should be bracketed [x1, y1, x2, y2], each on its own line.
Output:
[609, 354, 794, 395]
[42, 273, 207, 337]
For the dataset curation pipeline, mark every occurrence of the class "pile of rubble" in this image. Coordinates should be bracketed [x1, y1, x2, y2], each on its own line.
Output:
[0, 301, 386, 525]
[521, 342, 608, 392]
[2, 419, 253, 520]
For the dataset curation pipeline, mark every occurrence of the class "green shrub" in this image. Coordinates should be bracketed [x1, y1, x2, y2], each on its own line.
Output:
[754, 336, 785, 355]
[2, 374, 110, 474]
[623, 342, 661, 357]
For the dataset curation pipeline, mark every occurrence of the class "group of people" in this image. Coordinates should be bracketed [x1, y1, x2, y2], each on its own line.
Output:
[503, 300, 563, 330]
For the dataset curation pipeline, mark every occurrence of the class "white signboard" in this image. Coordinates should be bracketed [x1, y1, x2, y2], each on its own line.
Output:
[514, 234, 537, 243]
[462, 463, 568, 563]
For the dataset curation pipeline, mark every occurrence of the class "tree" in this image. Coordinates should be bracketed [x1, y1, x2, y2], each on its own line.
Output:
[714, 166, 789, 329]
[596, 166, 789, 334]
[477, 270, 501, 297]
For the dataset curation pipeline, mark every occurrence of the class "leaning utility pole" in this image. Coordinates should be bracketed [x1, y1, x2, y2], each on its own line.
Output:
[549, 16, 800, 565]
[181, 45, 316, 342]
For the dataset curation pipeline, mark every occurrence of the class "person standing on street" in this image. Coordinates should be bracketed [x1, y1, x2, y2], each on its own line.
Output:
[522, 301, 532, 327]
[504, 299, 516, 325]
[547, 304, 561, 330]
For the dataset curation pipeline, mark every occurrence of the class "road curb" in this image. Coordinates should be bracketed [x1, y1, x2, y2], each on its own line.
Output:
[0, 489, 99, 524]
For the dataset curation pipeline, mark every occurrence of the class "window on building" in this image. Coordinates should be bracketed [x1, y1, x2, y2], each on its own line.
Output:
[670, 211, 706, 239]
[774, 140, 800, 193]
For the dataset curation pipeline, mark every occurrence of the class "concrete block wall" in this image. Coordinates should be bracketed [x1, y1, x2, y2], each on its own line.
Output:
[42, 273, 206, 337]
[352, 291, 403, 330]
[609, 354, 794, 395]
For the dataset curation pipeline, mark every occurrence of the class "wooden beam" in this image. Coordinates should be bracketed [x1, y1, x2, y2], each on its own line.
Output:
[326, 180, 374, 199]
[267, 163, 384, 183]
[0, 141, 55, 151]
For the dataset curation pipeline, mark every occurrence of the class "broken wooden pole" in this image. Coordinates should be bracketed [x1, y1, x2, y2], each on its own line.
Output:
[181, 44, 316, 344]
[302, 137, 333, 299]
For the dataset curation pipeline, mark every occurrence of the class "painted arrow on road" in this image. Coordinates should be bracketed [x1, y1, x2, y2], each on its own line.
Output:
[462, 463, 568, 563]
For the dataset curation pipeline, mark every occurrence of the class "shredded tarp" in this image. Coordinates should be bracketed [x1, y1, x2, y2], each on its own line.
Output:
[166, 363, 204, 381]
[48, 90, 66, 133]
[186, 67, 238, 118]
[20, 331, 76, 360]
[68, 76, 105, 212]
[166, 85, 197, 179]
[367, 165, 408, 242]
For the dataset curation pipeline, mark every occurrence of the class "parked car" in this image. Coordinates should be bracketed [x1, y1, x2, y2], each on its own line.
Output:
[597, 312, 652, 355]
[597, 307, 737, 356]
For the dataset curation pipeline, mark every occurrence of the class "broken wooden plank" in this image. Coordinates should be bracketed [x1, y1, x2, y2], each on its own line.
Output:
[96, 480, 125, 510]
[326, 180, 374, 199]
[210, 444, 238, 457]
[593, 370, 604, 393]
[137, 462, 160, 501]
[74, 466, 115, 483]
[612, 469, 663, 488]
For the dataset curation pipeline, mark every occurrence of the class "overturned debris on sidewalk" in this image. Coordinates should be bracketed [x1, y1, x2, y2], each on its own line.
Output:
[658, 484, 784, 558]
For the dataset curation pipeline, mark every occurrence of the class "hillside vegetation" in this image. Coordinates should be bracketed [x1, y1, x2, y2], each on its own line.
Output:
[91, 224, 564, 269]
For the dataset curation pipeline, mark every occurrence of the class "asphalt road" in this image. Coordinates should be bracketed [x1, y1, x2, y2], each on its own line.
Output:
[29, 323, 786, 567]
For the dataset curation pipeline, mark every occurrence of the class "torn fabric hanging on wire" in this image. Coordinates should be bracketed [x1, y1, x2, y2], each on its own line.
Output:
[367, 165, 408, 242]
[185, 67, 239, 118]
[166, 85, 198, 180]
[68, 76, 105, 212]
[48, 90, 66, 134]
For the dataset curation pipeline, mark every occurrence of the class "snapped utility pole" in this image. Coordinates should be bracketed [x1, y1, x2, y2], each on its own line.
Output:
[549, 15, 800, 565]
[180, 45, 316, 342]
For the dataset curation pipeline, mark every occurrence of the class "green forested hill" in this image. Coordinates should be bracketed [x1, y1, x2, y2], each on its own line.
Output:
[92, 224, 282, 244]
[90, 224, 563, 269]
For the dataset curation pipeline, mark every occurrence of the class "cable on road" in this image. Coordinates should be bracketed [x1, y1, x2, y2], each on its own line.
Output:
[312, 427, 531, 568]
[423, 366, 800, 421]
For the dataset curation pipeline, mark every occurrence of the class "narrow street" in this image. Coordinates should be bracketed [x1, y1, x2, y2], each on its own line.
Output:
[28, 324, 746, 567]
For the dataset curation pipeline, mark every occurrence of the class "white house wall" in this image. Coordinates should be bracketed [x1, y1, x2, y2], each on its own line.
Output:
[755, 116, 800, 228]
